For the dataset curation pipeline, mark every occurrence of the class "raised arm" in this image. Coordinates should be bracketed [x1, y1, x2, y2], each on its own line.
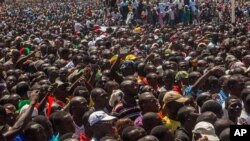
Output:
[4, 90, 39, 141]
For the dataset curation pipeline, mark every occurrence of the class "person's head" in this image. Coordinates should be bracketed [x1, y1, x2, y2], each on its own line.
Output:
[53, 81, 69, 102]
[225, 96, 242, 123]
[15, 81, 30, 99]
[177, 106, 199, 129]
[120, 80, 138, 97]
[162, 91, 188, 120]
[59, 68, 68, 82]
[72, 55, 82, 66]
[150, 125, 174, 141]
[120, 61, 136, 76]
[59, 47, 70, 60]
[6, 75, 17, 91]
[91, 88, 109, 109]
[73, 86, 90, 104]
[206, 76, 220, 93]
[196, 111, 217, 125]
[241, 88, 250, 103]
[144, 64, 157, 75]
[138, 135, 159, 141]
[192, 121, 219, 141]
[139, 93, 159, 114]
[178, 61, 189, 71]
[175, 71, 189, 85]
[214, 118, 233, 136]
[121, 126, 147, 141]
[115, 118, 134, 137]
[33, 115, 53, 139]
[24, 122, 47, 141]
[196, 92, 212, 107]
[49, 111, 74, 135]
[88, 111, 116, 140]
[188, 71, 201, 85]
[11, 49, 20, 61]
[104, 81, 119, 96]
[142, 112, 163, 134]
[227, 74, 244, 97]
[219, 128, 230, 141]
[201, 100, 223, 119]
[218, 75, 230, 92]
[69, 96, 89, 118]
[146, 73, 158, 87]
[100, 136, 118, 141]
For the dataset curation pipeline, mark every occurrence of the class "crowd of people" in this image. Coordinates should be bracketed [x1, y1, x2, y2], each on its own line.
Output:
[0, 0, 250, 141]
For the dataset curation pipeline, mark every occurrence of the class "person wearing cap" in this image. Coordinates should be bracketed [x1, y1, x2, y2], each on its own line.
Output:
[192, 121, 219, 141]
[172, 71, 189, 95]
[88, 111, 116, 141]
[161, 91, 189, 133]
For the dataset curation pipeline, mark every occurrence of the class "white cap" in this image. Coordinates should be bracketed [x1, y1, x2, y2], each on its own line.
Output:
[193, 121, 219, 141]
[88, 111, 116, 126]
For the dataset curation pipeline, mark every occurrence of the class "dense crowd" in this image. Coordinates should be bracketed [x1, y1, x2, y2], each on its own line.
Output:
[0, 0, 250, 141]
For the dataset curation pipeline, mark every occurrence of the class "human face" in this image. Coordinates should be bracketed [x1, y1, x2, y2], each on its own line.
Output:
[227, 99, 242, 119]
[6, 76, 17, 89]
[96, 91, 109, 108]
[127, 127, 147, 141]
[59, 68, 68, 81]
[143, 95, 160, 113]
[70, 98, 89, 117]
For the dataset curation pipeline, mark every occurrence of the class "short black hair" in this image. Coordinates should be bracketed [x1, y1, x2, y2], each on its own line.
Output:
[100, 136, 117, 141]
[15, 81, 29, 96]
[214, 118, 233, 136]
[59, 133, 74, 141]
[219, 128, 230, 141]
[150, 125, 173, 141]
[241, 88, 250, 102]
[49, 111, 69, 132]
[201, 100, 222, 118]
[121, 126, 137, 141]
[196, 111, 217, 124]
[177, 106, 195, 125]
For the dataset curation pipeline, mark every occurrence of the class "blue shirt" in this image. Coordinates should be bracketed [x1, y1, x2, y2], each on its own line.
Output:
[183, 85, 203, 97]
[217, 89, 229, 105]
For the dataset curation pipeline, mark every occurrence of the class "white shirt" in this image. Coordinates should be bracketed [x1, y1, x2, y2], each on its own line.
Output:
[167, 9, 175, 20]
[238, 109, 250, 125]
[174, 0, 184, 10]
[74, 22, 83, 33]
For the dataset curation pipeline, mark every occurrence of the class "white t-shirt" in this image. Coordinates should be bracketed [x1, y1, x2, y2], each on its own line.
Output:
[167, 9, 175, 20]
[74, 22, 83, 33]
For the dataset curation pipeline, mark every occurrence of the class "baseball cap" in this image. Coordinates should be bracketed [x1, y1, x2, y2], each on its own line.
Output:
[193, 121, 219, 141]
[175, 71, 189, 82]
[88, 111, 116, 126]
[163, 91, 188, 108]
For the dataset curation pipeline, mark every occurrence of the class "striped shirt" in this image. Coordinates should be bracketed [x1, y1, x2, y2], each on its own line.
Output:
[112, 101, 141, 121]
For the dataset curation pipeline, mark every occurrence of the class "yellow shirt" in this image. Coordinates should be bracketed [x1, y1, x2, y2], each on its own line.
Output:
[162, 116, 181, 133]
